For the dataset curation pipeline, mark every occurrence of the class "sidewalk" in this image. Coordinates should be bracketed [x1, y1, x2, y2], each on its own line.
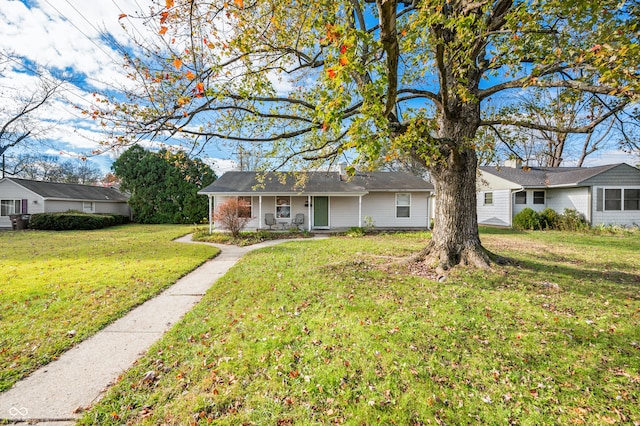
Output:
[0, 235, 325, 425]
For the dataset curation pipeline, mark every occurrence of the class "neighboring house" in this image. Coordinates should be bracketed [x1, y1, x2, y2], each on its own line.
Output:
[477, 162, 640, 227]
[198, 171, 434, 232]
[0, 178, 131, 228]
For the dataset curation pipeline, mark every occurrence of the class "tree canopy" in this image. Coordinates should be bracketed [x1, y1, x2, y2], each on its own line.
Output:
[95, 0, 639, 271]
[112, 145, 216, 224]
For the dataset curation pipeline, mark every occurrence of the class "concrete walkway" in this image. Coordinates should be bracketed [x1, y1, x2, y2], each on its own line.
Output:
[0, 235, 325, 425]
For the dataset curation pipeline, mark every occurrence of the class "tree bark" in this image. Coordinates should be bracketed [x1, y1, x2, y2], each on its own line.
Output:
[417, 146, 491, 273]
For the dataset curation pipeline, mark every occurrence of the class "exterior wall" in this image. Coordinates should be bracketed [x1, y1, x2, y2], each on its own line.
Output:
[211, 192, 430, 231]
[329, 197, 359, 228]
[591, 186, 640, 226]
[213, 195, 312, 231]
[477, 189, 511, 227]
[547, 187, 590, 220]
[94, 202, 131, 216]
[0, 180, 44, 228]
[581, 165, 640, 226]
[512, 189, 549, 216]
[477, 171, 521, 191]
[44, 200, 86, 213]
[361, 192, 429, 229]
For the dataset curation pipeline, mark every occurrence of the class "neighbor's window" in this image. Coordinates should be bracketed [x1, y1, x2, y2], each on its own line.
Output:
[484, 192, 493, 205]
[0, 200, 21, 216]
[604, 189, 622, 211]
[237, 196, 252, 218]
[515, 191, 527, 204]
[83, 201, 94, 213]
[276, 196, 291, 218]
[396, 193, 411, 218]
[623, 189, 640, 211]
[533, 191, 545, 205]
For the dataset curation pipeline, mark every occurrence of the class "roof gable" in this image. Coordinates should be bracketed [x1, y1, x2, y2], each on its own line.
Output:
[199, 171, 433, 195]
[3, 178, 129, 202]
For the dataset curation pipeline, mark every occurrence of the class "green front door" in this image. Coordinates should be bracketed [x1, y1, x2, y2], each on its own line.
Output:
[313, 196, 329, 228]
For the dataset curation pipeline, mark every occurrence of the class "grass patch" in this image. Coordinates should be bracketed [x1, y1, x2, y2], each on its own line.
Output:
[192, 227, 313, 246]
[79, 230, 639, 425]
[0, 225, 219, 392]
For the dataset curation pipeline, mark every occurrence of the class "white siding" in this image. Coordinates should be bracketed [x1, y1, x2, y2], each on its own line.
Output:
[0, 180, 45, 228]
[546, 187, 589, 220]
[512, 189, 549, 216]
[591, 186, 640, 227]
[361, 192, 429, 229]
[477, 189, 511, 227]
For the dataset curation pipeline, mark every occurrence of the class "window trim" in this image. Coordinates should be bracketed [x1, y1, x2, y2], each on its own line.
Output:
[514, 191, 527, 205]
[237, 196, 252, 218]
[82, 201, 95, 213]
[601, 187, 640, 211]
[533, 190, 545, 205]
[276, 196, 291, 219]
[483, 192, 493, 206]
[623, 188, 640, 211]
[1, 199, 22, 216]
[604, 188, 622, 211]
[395, 193, 411, 218]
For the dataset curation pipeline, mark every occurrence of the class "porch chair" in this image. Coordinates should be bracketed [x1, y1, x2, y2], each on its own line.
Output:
[292, 213, 305, 230]
[265, 213, 276, 230]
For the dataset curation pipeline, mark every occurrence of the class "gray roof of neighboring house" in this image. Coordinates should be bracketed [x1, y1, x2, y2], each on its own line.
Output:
[479, 163, 629, 188]
[4, 178, 129, 202]
[199, 171, 433, 195]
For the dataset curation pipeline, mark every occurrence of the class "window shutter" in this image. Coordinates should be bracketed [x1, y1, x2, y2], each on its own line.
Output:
[21, 199, 28, 214]
[596, 188, 603, 212]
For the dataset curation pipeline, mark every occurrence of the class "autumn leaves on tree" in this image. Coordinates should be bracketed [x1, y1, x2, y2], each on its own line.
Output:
[95, 0, 639, 271]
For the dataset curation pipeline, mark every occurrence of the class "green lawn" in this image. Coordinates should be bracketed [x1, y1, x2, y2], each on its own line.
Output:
[0, 225, 219, 392]
[78, 230, 639, 425]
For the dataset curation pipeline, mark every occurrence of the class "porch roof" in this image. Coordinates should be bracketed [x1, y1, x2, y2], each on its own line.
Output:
[199, 171, 433, 196]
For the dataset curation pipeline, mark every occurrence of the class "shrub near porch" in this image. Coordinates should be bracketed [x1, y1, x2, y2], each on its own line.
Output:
[0, 225, 219, 392]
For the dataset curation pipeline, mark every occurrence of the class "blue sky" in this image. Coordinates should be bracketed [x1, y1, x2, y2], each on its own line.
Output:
[0, 0, 638, 178]
[0, 0, 238, 176]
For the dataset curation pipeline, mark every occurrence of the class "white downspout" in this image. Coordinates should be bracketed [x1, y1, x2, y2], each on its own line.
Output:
[358, 195, 362, 228]
[259, 195, 263, 230]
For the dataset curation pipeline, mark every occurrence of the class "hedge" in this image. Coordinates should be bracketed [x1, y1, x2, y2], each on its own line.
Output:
[29, 212, 129, 231]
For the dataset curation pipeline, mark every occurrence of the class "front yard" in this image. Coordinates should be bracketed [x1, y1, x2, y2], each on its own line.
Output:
[0, 225, 219, 392]
[77, 229, 639, 425]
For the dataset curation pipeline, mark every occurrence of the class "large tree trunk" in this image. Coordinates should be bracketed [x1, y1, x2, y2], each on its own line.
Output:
[417, 147, 491, 273]
[414, 95, 491, 272]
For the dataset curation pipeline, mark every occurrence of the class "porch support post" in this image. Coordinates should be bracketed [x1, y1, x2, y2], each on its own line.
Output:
[307, 195, 311, 232]
[259, 195, 263, 230]
[358, 195, 362, 228]
[208, 195, 213, 234]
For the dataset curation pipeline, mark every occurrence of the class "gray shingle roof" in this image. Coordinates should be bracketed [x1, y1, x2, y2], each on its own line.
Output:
[199, 171, 433, 195]
[6, 178, 129, 202]
[479, 163, 624, 187]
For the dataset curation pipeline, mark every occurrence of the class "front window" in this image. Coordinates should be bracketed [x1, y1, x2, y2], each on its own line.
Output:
[604, 189, 622, 211]
[276, 196, 290, 218]
[484, 192, 493, 205]
[624, 189, 640, 211]
[1, 200, 21, 216]
[515, 191, 527, 204]
[83, 202, 94, 213]
[533, 191, 545, 205]
[396, 193, 411, 218]
[237, 196, 252, 218]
